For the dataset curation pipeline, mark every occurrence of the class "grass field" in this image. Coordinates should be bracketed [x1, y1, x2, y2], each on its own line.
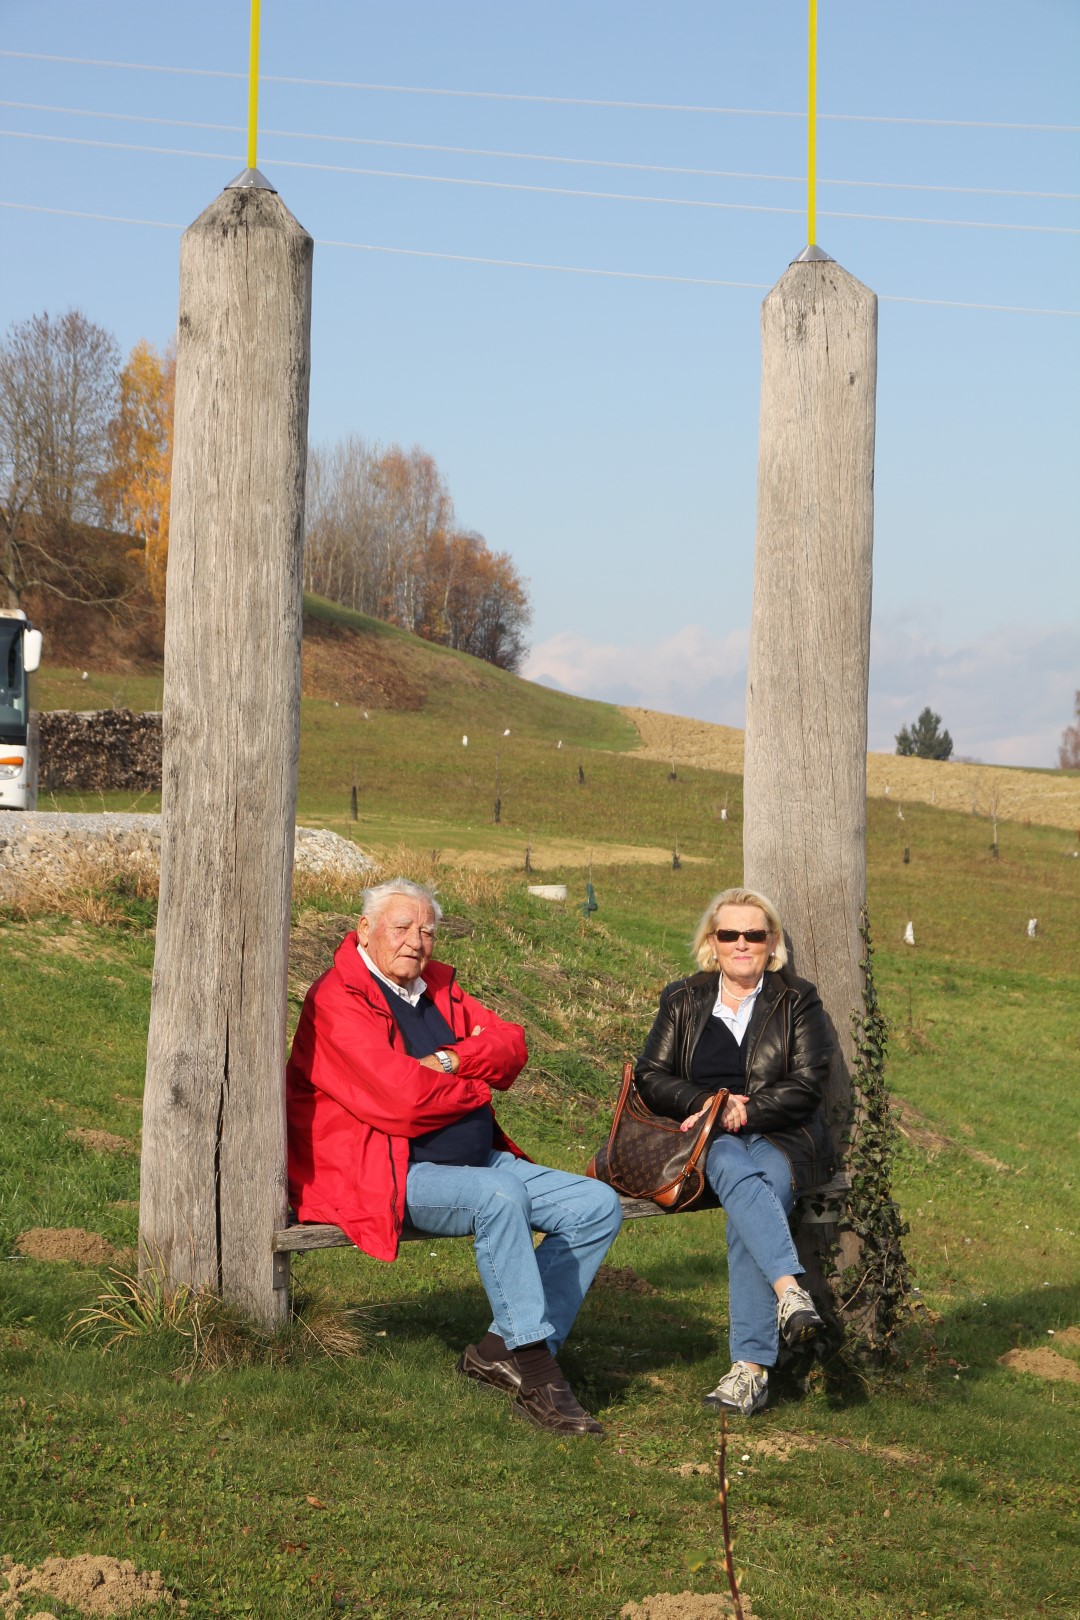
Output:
[5, 606, 1079, 1619]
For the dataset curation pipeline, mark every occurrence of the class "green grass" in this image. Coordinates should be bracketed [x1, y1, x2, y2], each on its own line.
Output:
[3, 852, 1079, 1619]
[10, 610, 1080, 1617]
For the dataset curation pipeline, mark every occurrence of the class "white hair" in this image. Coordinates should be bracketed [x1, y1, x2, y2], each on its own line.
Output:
[361, 877, 443, 926]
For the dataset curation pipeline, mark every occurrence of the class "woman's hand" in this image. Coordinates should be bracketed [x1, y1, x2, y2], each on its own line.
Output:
[721, 1093, 749, 1132]
[681, 1092, 750, 1133]
[680, 1100, 715, 1133]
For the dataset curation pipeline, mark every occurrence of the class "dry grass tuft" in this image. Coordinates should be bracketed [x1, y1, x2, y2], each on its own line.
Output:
[289, 868, 364, 911]
[67, 1260, 367, 1373]
[289, 844, 511, 914]
[2, 842, 159, 925]
[358, 844, 512, 912]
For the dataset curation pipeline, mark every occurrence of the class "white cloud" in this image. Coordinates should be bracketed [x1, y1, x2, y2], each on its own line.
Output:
[524, 625, 750, 729]
[867, 617, 1076, 766]
[523, 617, 1077, 768]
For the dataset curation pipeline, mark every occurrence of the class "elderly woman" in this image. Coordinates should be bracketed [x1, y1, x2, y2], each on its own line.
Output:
[634, 887, 834, 1415]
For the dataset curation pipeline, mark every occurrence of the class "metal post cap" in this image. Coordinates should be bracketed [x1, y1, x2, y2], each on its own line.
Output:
[225, 167, 278, 193]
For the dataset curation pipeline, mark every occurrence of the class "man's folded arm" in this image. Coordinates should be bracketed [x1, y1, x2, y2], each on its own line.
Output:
[303, 1000, 494, 1136]
[452, 992, 528, 1089]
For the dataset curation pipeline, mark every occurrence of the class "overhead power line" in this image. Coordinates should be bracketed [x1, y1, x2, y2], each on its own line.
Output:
[3, 100, 1077, 202]
[2, 199, 1078, 317]
[2, 51, 1078, 134]
[3, 129, 1077, 236]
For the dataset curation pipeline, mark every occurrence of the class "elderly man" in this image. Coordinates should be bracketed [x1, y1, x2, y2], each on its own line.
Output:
[287, 877, 622, 1436]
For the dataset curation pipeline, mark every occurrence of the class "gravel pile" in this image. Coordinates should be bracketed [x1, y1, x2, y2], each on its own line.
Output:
[0, 812, 372, 900]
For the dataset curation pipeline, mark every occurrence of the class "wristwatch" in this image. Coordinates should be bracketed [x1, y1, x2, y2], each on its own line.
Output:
[434, 1049, 454, 1073]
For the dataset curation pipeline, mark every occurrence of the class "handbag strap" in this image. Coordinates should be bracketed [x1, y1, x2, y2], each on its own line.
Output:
[603, 1061, 637, 1156]
[610, 1061, 729, 1167]
[681, 1085, 730, 1173]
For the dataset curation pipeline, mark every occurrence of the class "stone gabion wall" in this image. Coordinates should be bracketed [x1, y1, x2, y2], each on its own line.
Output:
[38, 709, 163, 794]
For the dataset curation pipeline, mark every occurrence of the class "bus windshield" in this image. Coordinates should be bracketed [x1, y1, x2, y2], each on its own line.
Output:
[0, 619, 28, 744]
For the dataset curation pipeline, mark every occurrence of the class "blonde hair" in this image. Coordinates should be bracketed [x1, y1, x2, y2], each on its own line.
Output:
[691, 887, 787, 973]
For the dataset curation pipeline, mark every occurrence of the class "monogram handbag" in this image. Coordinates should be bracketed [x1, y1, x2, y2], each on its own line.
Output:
[586, 1062, 729, 1212]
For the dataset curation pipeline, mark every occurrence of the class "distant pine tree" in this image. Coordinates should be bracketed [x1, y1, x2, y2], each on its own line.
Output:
[895, 707, 953, 760]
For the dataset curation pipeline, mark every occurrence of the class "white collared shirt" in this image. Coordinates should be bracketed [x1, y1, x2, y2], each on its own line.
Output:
[711, 976, 763, 1046]
[357, 941, 428, 1007]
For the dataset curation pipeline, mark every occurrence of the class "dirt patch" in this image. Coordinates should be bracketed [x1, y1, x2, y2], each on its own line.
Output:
[740, 1432, 813, 1461]
[621, 706, 1080, 832]
[28, 926, 130, 968]
[15, 1228, 118, 1265]
[413, 836, 704, 871]
[1054, 1325, 1080, 1351]
[594, 1265, 660, 1296]
[0, 1552, 181, 1615]
[999, 1347, 1080, 1383]
[731, 1431, 921, 1468]
[621, 1592, 754, 1619]
[966, 1148, 1013, 1173]
[65, 1128, 134, 1155]
[892, 1100, 1011, 1173]
[672, 1461, 715, 1478]
[301, 616, 426, 710]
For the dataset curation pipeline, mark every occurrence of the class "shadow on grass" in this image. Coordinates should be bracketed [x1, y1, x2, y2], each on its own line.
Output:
[925, 1281, 1080, 1384]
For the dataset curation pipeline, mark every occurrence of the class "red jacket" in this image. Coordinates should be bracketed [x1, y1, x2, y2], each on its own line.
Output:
[286, 933, 527, 1260]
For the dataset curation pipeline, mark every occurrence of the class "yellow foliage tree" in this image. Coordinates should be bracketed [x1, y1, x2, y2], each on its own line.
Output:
[99, 339, 175, 602]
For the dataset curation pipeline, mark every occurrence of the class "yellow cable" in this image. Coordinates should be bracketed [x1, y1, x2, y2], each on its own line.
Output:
[247, 0, 261, 170]
[807, 0, 817, 245]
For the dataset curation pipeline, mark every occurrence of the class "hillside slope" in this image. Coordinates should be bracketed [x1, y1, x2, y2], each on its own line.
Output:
[626, 705, 1080, 832]
[33, 589, 1077, 831]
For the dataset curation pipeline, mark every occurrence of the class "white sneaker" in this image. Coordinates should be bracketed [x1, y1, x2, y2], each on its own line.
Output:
[777, 1283, 824, 1347]
[703, 1362, 769, 1415]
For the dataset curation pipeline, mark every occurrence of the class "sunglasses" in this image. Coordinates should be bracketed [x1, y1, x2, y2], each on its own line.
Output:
[712, 928, 770, 944]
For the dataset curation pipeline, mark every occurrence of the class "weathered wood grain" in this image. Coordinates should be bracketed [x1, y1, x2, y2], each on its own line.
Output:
[140, 184, 312, 1328]
[744, 256, 877, 1146]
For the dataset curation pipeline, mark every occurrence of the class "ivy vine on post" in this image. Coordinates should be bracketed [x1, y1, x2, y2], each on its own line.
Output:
[838, 907, 913, 1358]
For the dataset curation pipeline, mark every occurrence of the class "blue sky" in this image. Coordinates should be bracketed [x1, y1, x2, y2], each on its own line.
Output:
[1, 2, 1076, 764]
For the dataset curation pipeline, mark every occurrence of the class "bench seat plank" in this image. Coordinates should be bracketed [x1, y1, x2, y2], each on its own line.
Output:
[272, 1176, 851, 1254]
[273, 1195, 667, 1253]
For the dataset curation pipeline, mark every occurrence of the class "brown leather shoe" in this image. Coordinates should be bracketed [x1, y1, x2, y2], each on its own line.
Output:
[456, 1342, 522, 1395]
[511, 1377, 605, 1436]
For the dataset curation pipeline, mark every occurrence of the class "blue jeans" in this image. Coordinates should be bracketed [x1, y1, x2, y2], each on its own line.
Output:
[705, 1132, 802, 1368]
[404, 1150, 623, 1352]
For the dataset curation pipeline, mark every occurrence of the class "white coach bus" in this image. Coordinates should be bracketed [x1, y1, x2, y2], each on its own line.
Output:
[0, 609, 44, 810]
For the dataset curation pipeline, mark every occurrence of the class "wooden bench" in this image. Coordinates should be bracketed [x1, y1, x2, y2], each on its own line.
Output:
[273, 1173, 850, 1255]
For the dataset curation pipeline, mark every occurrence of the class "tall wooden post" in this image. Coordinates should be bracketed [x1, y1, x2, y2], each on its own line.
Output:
[140, 173, 312, 1328]
[743, 248, 877, 1137]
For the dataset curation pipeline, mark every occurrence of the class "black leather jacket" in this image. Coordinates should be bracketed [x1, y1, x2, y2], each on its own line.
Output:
[634, 966, 835, 1194]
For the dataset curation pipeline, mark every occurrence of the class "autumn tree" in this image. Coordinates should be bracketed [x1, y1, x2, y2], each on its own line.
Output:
[304, 435, 531, 670]
[423, 530, 531, 670]
[303, 435, 381, 609]
[1059, 691, 1080, 770]
[98, 339, 176, 602]
[0, 308, 120, 606]
[896, 706, 953, 760]
[374, 445, 452, 630]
